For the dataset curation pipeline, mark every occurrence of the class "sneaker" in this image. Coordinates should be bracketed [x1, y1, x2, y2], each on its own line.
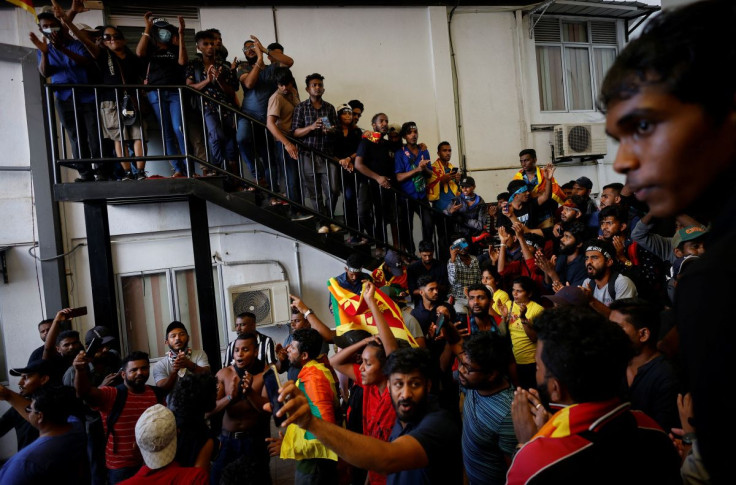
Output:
[290, 212, 314, 221]
[135, 171, 148, 181]
[329, 224, 342, 233]
[121, 171, 134, 181]
[318, 225, 330, 234]
[74, 174, 94, 183]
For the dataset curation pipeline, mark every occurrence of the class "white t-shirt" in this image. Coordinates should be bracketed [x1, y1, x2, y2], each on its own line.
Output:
[583, 273, 638, 306]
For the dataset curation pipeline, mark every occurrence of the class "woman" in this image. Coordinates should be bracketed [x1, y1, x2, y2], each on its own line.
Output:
[500, 276, 544, 390]
[136, 12, 188, 177]
[334, 104, 363, 237]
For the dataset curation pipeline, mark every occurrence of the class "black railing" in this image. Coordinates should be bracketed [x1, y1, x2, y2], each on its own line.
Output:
[44, 83, 458, 260]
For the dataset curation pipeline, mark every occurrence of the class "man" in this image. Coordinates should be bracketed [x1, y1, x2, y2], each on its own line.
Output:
[152, 322, 210, 392]
[445, 177, 485, 239]
[394, 121, 434, 250]
[0, 360, 54, 452]
[599, 182, 623, 209]
[291, 73, 339, 233]
[512, 149, 566, 228]
[456, 332, 516, 484]
[601, 4, 736, 479]
[410, 275, 441, 336]
[266, 67, 310, 219]
[279, 305, 331, 382]
[74, 351, 167, 483]
[580, 240, 637, 317]
[206, 27, 228, 62]
[119, 405, 208, 484]
[609, 299, 679, 433]
[42, 308, 84, 382]
[210, 333, 270, 484]
[447, 238, 480, 314]
[407, 240, 448, 307]
[186, 30, 238, 174]
[63, 326, 121, 387]
[572, 176, 598, 217]
[281, 328, 341, 484]
[329, 282, 399, 485]
[0, 387, 89, 484]
[328, 253, 371, 313]
[30, 10, 102, 182]
[237, 36, 294, 191]
[223, 312, 276, 370]
[535, 220, 588, 288]
[427, 141, 460, 211]
[348, 99, 364, 130]
[355, 113, 398, 243]
[456, 283, 501, 336]
[508, 306, 681, 484]
[372, 249, 408, 290]
[28, 319, 53, 363]
[276, 347, 462, 484]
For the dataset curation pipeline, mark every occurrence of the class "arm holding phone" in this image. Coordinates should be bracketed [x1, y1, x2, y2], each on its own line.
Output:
[43, 307, 85, 360]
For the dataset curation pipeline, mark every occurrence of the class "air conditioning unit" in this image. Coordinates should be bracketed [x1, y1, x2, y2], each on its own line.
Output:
[553, 123, 607, 160]
[228, 280, 290, 327]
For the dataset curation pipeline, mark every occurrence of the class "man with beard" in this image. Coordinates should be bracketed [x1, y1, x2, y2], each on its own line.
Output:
[210, 333, 270, 485]
[508, 306, 680, 484]
[456, 332, 516, 484]
[355, 113, 398, 243]
[580, 240, 637, 318]
[152, 322, 210, 392]
[275, 347, 462, 484]
[280, 328, 340, 484]
[407, 241, 448, 307]
[74, 351, 166, 484]
[456, 283, 500, 337]
[534, 220, 588, 289]
[410, 275, 442, 336]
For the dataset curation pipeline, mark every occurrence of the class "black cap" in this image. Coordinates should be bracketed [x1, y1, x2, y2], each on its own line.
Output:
[10, 359, 55, 377]
[575, 176, 593, 190]
[459, 176, 475, 187]
[84, 326, 116, 346]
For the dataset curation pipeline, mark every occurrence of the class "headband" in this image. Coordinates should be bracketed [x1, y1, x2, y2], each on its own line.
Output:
[585, 245, 612, 260]
[508, 185, 528, 204]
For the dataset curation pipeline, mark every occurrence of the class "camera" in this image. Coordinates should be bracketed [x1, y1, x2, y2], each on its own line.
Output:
[451, 238, 468, 251]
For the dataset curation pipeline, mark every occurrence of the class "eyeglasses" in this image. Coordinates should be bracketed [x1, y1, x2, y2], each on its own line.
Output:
[243, 45, 255, 52]
[103, 34, 123, 41]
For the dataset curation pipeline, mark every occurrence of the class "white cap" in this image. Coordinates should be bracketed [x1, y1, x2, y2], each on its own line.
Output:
[135, 404, 177, 470]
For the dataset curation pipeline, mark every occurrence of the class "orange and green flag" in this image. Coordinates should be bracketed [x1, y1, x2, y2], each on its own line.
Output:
[6, 0, 37, 21]
[327, 277, 418, 347]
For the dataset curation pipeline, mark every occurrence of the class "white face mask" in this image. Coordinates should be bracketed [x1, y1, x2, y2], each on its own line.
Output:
[41, 27, 61, 35]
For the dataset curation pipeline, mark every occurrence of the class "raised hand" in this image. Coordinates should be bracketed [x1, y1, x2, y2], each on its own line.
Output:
[143, 11, 154, 29]
[29, 33, 49, 54]
[543, 163, 555, 180]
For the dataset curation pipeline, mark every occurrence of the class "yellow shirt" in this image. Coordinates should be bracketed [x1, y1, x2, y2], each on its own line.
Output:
[507, 300, 544, 365]
[491, 289, 510, 314]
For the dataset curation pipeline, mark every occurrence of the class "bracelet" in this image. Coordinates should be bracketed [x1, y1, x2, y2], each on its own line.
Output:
[304, 309, 313, 319]
[142, 32, 151, 38]
[227, 395, 233, 401]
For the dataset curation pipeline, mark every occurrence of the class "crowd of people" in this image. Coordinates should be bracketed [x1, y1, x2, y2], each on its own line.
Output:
[5, 0, 735, 483]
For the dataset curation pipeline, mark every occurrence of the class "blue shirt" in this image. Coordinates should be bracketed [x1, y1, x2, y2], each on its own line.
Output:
[241, 63, 278, 120]
[386, 399, 462, 485]
[395, 145, 431, 200]
[554, 252, 588, 287]
[38, 40, 94, 102]
[0, 420, 89, 484]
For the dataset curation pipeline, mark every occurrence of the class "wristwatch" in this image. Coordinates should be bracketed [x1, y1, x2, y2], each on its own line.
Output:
[304, 309, 313, 319]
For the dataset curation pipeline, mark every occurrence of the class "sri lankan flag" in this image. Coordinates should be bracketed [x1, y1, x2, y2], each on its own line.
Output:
[280, 359, 340, 461]
[6, 0, 37, 21]
[327, 278, 418, 347]
[513, 166, 567, 205]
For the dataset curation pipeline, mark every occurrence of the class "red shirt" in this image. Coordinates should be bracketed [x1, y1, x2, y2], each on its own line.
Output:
[95, 386, 161, 470]
[119, 462, 209, 484]
[354, 364, 396, 485]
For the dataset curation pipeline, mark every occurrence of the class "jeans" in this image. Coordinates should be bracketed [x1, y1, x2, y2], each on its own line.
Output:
[237, 116, 279, 190]
[55, 97, 103, 178]
[358, 180, 397, 239]
[300, 152, 332, 216]
[147, 89, 187, 174]
[397, 195, 435, 252]
[277, 141, 302, 205]
[210, 430, 270, 485]
[204, 108, 238, 168]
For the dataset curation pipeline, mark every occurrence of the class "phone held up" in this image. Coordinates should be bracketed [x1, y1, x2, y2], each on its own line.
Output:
[263, 365, 288, 426]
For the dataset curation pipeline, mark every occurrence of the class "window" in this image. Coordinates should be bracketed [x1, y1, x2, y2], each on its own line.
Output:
[117, 266, 226, 358]
[534, 17, 618, 112]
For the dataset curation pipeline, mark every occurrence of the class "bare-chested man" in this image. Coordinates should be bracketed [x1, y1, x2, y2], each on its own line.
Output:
[210, 333, 270, 484]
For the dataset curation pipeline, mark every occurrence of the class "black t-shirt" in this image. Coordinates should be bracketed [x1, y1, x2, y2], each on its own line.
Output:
[334, 127, 363, 159]
[143, 45, 184, 85]
[357, 137, 394, 178]
[514, 201, 539, 228]
[95, 49, 144, 102]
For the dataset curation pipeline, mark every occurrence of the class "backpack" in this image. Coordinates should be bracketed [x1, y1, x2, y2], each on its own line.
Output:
[588, 269, 620, 302]
[106, 384, 168, 452]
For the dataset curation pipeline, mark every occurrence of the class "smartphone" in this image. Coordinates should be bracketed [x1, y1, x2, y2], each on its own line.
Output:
[263, 364, 287, 426]
[85, 337, 102, 357]
[320, 116, 332, 129]
[449, 168, 458, 174]
[434, 314, 445, 337]
[68, 306, 88, 318]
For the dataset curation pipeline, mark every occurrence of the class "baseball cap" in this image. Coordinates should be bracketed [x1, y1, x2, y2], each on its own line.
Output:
[383, 250, 404, 277]
[672, 225, 707, 249]
[459, 176, 476, 187]
[84, 326, 116, 347]
[9, 359, 55, 377]
[337, 104, 352, 114]
[152, 18, 177, 33]
[135, 404, 178, 470]
[542, 286, 588, 307]
[574, 176, 593, 190]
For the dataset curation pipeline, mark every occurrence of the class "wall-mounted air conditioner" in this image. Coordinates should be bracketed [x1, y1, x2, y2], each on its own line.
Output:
[228, 280, 290, 327]
[553, 123, 607, 160]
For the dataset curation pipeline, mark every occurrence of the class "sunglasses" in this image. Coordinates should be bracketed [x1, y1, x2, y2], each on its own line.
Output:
[103, 34, 123, 41]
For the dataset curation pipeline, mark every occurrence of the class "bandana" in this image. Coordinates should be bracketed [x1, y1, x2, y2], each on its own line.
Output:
[585, 245, 612, 260]
[346, 267, 362, 274]
[167, 347, 191, 363]
[562, 199, 581, 212]
[508, 185, 528, 204]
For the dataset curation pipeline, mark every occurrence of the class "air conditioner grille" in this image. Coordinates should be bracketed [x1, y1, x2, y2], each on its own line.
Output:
[568, 125, 592, 152]
[233, 290, 272, 324]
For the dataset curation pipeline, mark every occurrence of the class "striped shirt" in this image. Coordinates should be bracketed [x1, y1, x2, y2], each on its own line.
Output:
[223, 332, 276, 369]
[462, 386, 517, 485]
[95, 386, 160, 470]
